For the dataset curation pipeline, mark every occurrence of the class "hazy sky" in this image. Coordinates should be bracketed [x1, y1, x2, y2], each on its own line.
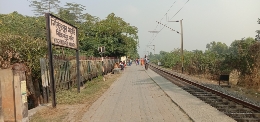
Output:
[1, 0, 260, 57]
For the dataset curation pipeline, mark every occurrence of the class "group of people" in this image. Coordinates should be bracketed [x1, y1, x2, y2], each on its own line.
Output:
[113, 61, 125, 70]
[134, 55, 149, 70]
[135, 56, 149, 66]
[115, 55, 149, 71]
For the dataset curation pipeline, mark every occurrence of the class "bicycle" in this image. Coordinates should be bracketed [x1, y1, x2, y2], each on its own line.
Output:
[145, 63, 149, 70]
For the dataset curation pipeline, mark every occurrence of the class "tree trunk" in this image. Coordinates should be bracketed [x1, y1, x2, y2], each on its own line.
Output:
[25, 67, 40, 108]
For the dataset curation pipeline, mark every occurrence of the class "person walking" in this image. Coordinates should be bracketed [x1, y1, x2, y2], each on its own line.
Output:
[144, 55, 149, 70]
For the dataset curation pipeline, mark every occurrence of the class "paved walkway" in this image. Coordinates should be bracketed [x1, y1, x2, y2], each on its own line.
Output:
[81, 65, 191, 122]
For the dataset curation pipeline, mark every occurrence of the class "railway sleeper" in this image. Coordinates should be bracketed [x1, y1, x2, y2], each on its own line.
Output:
[194, 96, 220, 101]
[192, 94, 215, 98]
[227, 113, 260, 119]
[186, 91, 216, 96]
[213, 102, 246, 108]
[183, 87, 205, 92]
[182, 89, 200, 92]
[213, 98, 229, 103]
[203, 98, 220, 103]
[220, 108, 255, 114]
[210, 100, 232, 107]
[191, 92, 217, 96]
[199, 98, 224, 104]
[215, 105, 244, 110]
[232, 118, 260, 122]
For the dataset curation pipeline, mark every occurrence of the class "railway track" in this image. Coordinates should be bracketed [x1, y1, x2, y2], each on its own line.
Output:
[149, 64, 260, 122]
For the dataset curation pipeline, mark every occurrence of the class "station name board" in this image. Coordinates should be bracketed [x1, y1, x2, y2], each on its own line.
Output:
[49, 15, 77, 49]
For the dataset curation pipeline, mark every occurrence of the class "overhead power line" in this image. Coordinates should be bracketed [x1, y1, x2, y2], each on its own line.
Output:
[145, 1, 178, 54]
[147, 0, 190, 45]
[170, 0, 190, 20]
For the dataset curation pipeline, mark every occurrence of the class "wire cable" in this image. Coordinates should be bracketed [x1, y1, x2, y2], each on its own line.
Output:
[147, 0, 190, 46]
[145, 1, 177, 54]
[170, 0, 190, 20]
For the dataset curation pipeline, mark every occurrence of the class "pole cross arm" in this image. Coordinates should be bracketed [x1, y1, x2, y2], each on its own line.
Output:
[173, 31, 181, 34]
[168, 21, 179, 22]
[148, 31, 160, 33]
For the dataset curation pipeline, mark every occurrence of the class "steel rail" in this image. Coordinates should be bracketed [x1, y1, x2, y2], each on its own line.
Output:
[149, 64, 260, 112]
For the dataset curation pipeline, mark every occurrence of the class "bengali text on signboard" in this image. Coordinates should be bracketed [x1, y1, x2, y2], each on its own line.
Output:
[49, 15, 77, 49]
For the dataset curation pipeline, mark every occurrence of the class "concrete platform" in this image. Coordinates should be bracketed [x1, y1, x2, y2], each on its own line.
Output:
[81, 65, 192, 122]
[145, 68, 235, 122]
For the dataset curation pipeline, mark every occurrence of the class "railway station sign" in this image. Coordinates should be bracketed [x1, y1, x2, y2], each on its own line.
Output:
[49, 14, 78, 49]
[45, 13, 80, 108]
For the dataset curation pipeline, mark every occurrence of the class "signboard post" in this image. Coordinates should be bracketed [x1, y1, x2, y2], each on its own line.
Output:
[98, 46, 105, 53]
[45, 13, 80, 108]
[98, 46, 105, 80]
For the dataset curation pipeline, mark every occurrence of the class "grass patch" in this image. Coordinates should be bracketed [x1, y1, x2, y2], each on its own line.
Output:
[56, 75, 118, 104]
[30, 73, 121, 122]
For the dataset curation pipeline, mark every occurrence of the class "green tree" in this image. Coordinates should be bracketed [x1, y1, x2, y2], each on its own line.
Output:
[0, 12, 46, 38]
[79, 13, 138, 57]
[57, 8, 76, 24]
[64, 2, 86, 22]
[29, 0, 61, 16]
[206, 41, 228, 55]
[228, 37, 256, 75]
[256, 18, 260, 41]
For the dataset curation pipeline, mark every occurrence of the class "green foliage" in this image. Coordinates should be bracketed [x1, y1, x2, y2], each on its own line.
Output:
[80, 13, 139, 57]
[64, 2, 86, 22]
[228, 37, 256, 75]
[256, 18, 260, 40]
[151, 36, 260, 89]
[0, 1, 139, 91]
[29, 0, 61, 16]
[27, 0, 140, 57]
[206, 41, 228, 55]
[0, 12, 46, 38]
[0, 34, 47, 80]
[155, 37, 258, 77]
